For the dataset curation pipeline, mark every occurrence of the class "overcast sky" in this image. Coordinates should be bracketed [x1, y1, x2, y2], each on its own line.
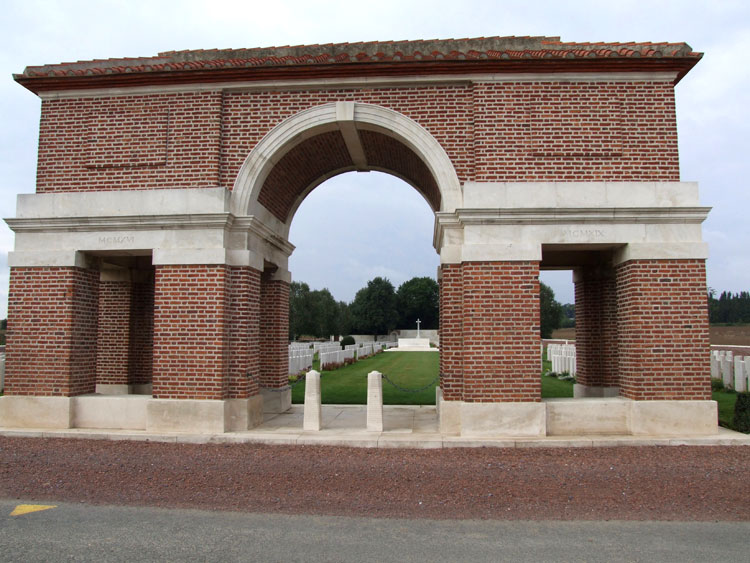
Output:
[1, 0, 748, 318]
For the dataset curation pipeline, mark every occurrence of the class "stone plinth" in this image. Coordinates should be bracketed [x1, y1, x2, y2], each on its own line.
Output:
[395, 338, 434, 352]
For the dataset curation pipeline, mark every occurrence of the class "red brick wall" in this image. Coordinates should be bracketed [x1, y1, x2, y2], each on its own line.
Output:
[129, 277, 154, 386]
[440, 261, 541, 402]
[152, 265, 228, 400]
[6, 267, 99, 396]
[616, 259, 710, 400]
[37, 91, 222, 192]
[259, 274, 289, 389]
[574, 267, 619, 388]
[439, 264, 463, 401]
[226, 266, 261, 399]
[96, 280, 132, 386]
[35, 80, 679, 200]
[472, 81, 678, 181]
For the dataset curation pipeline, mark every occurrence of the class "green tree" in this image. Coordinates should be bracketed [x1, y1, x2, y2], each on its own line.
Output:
[540, 282, 563, 339]
[396, 276, 439, 330]
[289, 281, 314, 339]
[289, 282, 350, 339]
[350, 277, 399, 334]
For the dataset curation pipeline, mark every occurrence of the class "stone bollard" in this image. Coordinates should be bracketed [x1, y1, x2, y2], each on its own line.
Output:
[367, 370, 383, 432]
[303, 370, 321, 431]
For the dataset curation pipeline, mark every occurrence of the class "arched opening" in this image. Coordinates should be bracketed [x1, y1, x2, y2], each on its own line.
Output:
[230, 103, 460, 413]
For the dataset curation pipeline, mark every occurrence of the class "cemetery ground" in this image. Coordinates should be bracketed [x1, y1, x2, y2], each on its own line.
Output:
[290, 350, 573, 405]
[289, 350, 741, 429]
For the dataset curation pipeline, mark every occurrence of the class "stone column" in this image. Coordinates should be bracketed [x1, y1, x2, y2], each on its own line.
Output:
[573, 265, 619, 398]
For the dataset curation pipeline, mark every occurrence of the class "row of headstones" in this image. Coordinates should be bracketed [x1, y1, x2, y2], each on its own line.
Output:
[290, 341, 399, 375]
[711, 350, 750, 392]
[547, 343, 577, 376]
[302, 369, 384, 431]
[288, 350, 314, 376]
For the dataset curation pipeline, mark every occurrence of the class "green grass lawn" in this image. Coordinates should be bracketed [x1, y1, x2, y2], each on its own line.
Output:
[713, 388, 738, 429]
[290, 350, 574, 405]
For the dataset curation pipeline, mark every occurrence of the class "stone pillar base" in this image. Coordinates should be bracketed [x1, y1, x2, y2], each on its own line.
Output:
[0, 396, 72, 429]
[0, 395, 264, 433]
[630, 400, 717, 436]
[573, 384, 620, 398]
[147, 397, 264, 433]
[261, 387, 292, 414]
[73, 395, 149, 430]
[437, 394, 546, 437]
[437, 396, 719, 437]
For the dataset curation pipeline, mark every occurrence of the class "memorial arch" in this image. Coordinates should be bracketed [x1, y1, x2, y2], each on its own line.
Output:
[1, 37, 716, 436]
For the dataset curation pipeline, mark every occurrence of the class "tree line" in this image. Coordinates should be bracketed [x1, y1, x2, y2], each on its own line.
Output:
[708, 290, 750, 324]
[289, 276, 439, 339]
[289, 276, 567, 340]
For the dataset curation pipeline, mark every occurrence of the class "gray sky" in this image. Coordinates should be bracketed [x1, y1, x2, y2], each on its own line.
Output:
[1, 0, 748, 317]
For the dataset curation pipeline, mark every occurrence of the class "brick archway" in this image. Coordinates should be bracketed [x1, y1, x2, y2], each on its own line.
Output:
[1, 37, 717, 437]
[230, 101, 463, 226]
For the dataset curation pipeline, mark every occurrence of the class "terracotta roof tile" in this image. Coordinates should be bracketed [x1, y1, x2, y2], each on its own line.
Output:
[17, 36, 700, 79]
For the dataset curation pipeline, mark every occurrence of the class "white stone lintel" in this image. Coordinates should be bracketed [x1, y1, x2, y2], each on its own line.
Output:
[442, 242, 542, 264]
[613, 242, 709, 264]
[8, 250, 90, 268]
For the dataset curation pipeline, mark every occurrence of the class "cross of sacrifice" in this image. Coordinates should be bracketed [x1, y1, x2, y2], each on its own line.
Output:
[416, 318, 421, 338]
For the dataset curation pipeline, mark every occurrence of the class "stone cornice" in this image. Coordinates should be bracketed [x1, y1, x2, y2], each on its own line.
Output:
[433, 206, 711, 251]
[5, 212, 296, 256]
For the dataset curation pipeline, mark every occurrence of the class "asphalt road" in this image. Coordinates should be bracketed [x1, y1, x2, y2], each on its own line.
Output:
[1, 500, 747, 562]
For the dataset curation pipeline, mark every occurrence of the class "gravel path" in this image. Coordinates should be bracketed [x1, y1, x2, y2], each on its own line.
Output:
[1, 437, 748, 521]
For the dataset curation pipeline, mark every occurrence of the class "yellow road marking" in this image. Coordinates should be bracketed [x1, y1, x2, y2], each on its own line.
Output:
[10, 504, 57, 516]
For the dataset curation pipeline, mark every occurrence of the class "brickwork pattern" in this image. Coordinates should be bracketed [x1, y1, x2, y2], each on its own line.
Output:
[440, 262, 541, 402]
[472, 81, 679, 182]
[152, 265, 228, 400]
[461, 261, 541, 402]
[259, 275, 290, 389]
[439, 264, 463, 401]
[574, 267, 619, 388]
[37, 92, 222, 192]
[129, 277, 155, 386]
[615, 259, 710, 400]
[258, 131, 352, 222]
[226, 266, 261, 399]
[5, 267, 99, 396]
[96, 280, 132, 385]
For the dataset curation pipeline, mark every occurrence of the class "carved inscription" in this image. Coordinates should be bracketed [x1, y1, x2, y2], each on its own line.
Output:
[99, 235, 135, 245]
[563, 228, 605, 239]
